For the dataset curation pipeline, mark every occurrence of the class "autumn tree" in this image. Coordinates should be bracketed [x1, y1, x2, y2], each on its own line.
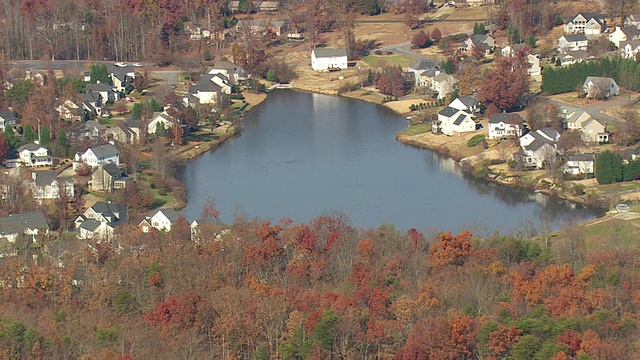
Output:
[526, 100, 561, 131]
[479, 50, 530, 111]
[411, 30, 430, 48]
[375, 66, 406, 97]
[431, 28, 442, 43]
[458, 65, 483, 96]
[428, 231, 473, 267]
[616, 109, 640, 146]
[0, 134, 9, 163]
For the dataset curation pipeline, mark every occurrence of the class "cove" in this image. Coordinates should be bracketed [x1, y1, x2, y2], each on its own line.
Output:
[177, 90, 601, 233]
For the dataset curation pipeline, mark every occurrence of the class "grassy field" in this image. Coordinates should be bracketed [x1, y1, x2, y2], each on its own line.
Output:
[361, 54, 415, 68]
[399, 123, 431, 136]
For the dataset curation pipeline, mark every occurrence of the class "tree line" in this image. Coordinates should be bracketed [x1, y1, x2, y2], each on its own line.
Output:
[542, 56, 640, 95]
[0, 212, 638, 359]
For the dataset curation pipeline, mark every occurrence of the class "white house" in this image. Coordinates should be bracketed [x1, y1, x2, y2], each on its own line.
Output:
[518, 128, 560, 169]
[0, 211, 49, 244]
[564, 13, 606, 36]
[527, 54, 541, 76]
[557, 34, 588, 52]
[558, 50, 592, 66]
[459, 34, 495, 55]
[148, 111, 178, 134]
[139, 208, 182, 233]
[560, 106, 609, 144]
[625, 13, 640, 28]
[564, 153, 596, 175]
[488, 113, 524, 140]
[619, 40, 640, 59]
[75, 144, 120, 169]
[582, 77, 619, 99]
[437, 106, 476, 136]
[609, 26, 640, 48]
[17, 143, 53, 167]
[311, 48, 348, 71]
[501, 43, 529, 57]
[31, 171, 74, 202]
[408, 59, 440, 87]
[561, 106, 592, 130]
[75, 201, 126, 240]
[86, 83, 116, 103]
[426, 73, 458, 99]
[581, 118, 609, 144]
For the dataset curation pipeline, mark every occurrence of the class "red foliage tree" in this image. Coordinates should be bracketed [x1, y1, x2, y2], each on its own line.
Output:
[375, 66, 407, 97]
[431, 28, 442, 43]
[411, 30, 430, 49]
[427, 231, 473, 267]
[0, 134, 9, 163]
[488, 325, 522, 358]
[478, 49, 530, 111]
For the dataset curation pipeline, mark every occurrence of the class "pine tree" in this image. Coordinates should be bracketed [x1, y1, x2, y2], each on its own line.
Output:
[40, 126, 51, 147]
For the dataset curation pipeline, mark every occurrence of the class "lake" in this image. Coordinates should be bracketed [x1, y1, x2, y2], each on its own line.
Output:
[178, 90, 601, 234]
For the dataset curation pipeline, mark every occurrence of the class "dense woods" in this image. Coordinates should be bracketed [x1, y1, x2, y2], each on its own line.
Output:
[1, 215, 640, 359]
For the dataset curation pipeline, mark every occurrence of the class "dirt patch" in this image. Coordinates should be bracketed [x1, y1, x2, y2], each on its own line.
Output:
[397, 129, 487, 161]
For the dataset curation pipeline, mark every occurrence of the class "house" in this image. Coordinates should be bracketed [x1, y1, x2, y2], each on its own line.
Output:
[425, 73, 457, 99]
[190, 218, 226, 242]
[608, 26, 640, 47]
[75, 144, 120, 169]
[31, 171, 74, 201]
[86, 83, 116, 103]
[501, 43, 529, 57]
[625, 13, 640, 28]
[209, 61, 247, 85]
[582, 77, 619, 99]
[564, 153, 596, 175]
[311, 48, 348, 71]
[107, 118, 140, 144]
[581, 118, 609, 144]
[77, 120, 107, 139]
[230, 0, 280, 12]
[17, 143, 53, 167]
[56, 100, 82, 122]
[560, 106, 609, 143]
[527, 54, 541, 76]
[488, 113, 525, 140]
[148, 111, 179, 134]
[0, 211, 49, 243]
[185, 75, 222, 106]
[619, 40, 640, 59]
[0, 110, 18, 131]
[209, 73, 233, 94]
[89, 163, 131, 192]
[82, 90, 103, 118]
[408, 59, 440, 87]
[558, 50, 592, 66]
[75, 201, 126, 240]
[518, 128, 560, 169]
[557, 34, 588, 52]
[139, 208, 183, 233]
[563, 13, 606, 36]
[235, 19, 288, 37]
[107, 64, 136, 93]
[437, 106, 476, 136]
[449, 94, 480, 115]
[459, 34, 495, 54]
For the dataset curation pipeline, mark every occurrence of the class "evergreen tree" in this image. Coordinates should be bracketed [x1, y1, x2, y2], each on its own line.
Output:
[40, 126, 50, 147]
[150, 98, 163, 112]
[237, 0, 250, 13]
[525, 34, 537, 48]
[132, 102, 142, 118]
[56, 129, 69, 158]
[3, 126, 19, 149]
[362, 0, 380, 15]
[203, 49, 213, 62]
[596, 151, 623, 184]
[22, 124, 36, 144]
[89, 64, 111, 85]
[441, 58, 455, 74]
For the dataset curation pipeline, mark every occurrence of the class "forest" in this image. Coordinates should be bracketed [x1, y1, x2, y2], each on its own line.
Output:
[1, 213, 639, 359]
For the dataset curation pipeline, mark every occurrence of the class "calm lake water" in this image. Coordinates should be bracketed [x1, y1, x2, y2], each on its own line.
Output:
[178, 90, 601, 234]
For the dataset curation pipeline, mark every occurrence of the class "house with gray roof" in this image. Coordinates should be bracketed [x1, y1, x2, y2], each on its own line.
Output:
[436, 106, 476, 136]
[564, 153, 596, 175]
[89, 163, 131, 192]
[609, 26, 640, 48]
[449, 94, 480, 115]
[106, 64, 136, 93]
[148, 111, 180, 134]
[582, 77, 619, 99]
[209, 61, 247, 85]
[0, 211, 49, 243]
[230, 0, 280, 12]
[86, 83, 116, 103]
[235, 19, 288, 36]
[459, 34, 495, 54]
[558, 34, 588, 52]
[74, 144, 120, 170]
[558, 50, 594, 66]
[31, 171, 74, 202]
[139, 208, 183, 233]
[488, 113, 524, 140]
[518, 128, 560, 169]
[17, 143, 53, 167]
[619, 40, 640, 59]
[311, 48, 348, 71]
[185, 75, 223, 106]
[0, 110, 17, 132]
[75, 201, 127, 240]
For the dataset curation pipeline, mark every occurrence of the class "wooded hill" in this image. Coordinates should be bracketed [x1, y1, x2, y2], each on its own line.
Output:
[0, 215, 638, 359]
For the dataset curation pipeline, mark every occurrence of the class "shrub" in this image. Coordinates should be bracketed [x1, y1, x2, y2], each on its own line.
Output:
[508, 160, 517, 168]
[374, 50, 383, 55]
[467, 134, 486, 147]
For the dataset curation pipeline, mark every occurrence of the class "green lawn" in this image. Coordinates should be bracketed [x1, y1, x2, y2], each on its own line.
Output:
[399, 123, 431, 136]
[151, 188, 177, 208]
[361, 54, 415, 68]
